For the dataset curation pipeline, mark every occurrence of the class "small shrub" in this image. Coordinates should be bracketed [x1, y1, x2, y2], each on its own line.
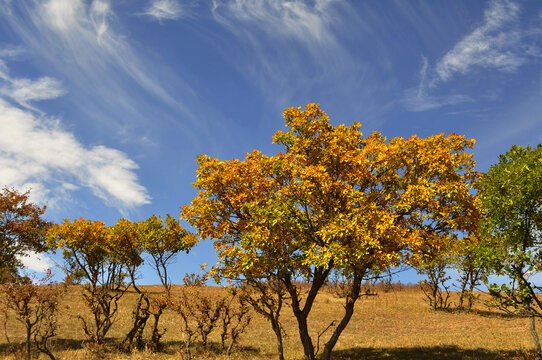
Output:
[0, 270, 66, 360]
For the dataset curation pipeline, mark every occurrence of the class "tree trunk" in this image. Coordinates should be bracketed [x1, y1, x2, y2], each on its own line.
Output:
[283, 267, 330, 360]
[320, 304, 353, 359]
[271, 320, 285, 360]
[296, 314, 315, 360]
[121, 293, 150, 351]
[530, 315, 542, 360]
[149, 307, 165, 351]
[320, 268, 363, 360]
[26, 320, 31, 360]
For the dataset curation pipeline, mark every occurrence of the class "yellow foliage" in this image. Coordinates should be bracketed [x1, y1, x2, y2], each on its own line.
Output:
[183, 102, 480, 280]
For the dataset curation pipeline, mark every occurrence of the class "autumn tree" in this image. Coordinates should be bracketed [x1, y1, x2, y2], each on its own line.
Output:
[108, 219, 147, 352]
[479, 144, 542, 359]
[138, 214, 196, 351]
[0, 187, 50, 280]
[182, 103, 480, 360]
[47, 218, 130, 346]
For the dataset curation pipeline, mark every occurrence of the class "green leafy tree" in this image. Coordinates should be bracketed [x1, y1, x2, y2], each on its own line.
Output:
[480, 144, 542, 359]
[0, 187, 50, 280]
[183, 103, 480, 360]
[455, 235, 490, 310]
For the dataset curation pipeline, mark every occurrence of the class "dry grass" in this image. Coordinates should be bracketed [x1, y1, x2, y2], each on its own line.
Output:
[0, 284, 537, 359]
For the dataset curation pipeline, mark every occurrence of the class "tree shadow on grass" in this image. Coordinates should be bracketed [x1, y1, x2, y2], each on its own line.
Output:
[331, 345, 525, 360]
[0, 338, 84, 352]
[473, 309, 524, 320]
[50, 337, 85, 351]
[160, 339, 260, 356]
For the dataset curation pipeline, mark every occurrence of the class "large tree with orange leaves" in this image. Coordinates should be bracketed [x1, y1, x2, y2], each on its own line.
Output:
[182, 103, 480, 360]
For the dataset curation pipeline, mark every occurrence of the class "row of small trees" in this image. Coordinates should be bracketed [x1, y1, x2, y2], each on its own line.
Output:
[417, 236, 492, 312]
[0, 203, 252, 359]
[0, 103, 541, 360]
[47, 215, 195, 350]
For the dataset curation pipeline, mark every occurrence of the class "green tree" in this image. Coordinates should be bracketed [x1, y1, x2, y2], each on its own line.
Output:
[480, 144, 542, 359]
[183, 103, 480, 360]
[0, 187, 50, 280]
[455, 235, 490, 311]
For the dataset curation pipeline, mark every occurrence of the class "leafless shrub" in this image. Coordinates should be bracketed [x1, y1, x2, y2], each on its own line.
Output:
[418, 262, 452, 311]
[0, 270, 66, 360]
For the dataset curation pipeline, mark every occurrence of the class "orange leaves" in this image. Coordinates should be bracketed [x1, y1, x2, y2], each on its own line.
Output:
[47, 218, 111, 269]
[48, 214, 197, 276]
[139, 214, 196, 255]
[0, 187, 51, 275]
[184, 102, 481, 280]
[48, 217, 108, 251]
[109, 219, 143, 267]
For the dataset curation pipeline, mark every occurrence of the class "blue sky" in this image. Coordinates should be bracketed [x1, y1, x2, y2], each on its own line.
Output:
[0, 0, 541, 284]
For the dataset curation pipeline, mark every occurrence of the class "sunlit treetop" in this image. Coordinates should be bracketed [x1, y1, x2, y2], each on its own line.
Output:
[109, 218, 144, 268]
[138, 214, 197, 255]
[47, 217, 111, 271]
[183, 103, 481, 280]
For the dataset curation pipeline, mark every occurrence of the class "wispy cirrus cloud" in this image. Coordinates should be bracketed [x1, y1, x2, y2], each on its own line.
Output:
[403, 56, 472, 112]
[0, 0, 199, 130]
[0, 76, 65, 109]
[404, 0, 541, 112]
[143, 0, 188, 21]
[212, 0, 338, 46]
[0, 44, 25, 58]
[435, 0, 523, 82]
[209, 0, 397, 127]
[210, 0, 371, 106]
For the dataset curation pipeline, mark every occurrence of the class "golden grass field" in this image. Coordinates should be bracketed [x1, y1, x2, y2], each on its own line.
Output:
[0, 284, 539, 359]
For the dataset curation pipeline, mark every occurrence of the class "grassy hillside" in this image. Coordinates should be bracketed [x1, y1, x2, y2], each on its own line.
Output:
[0, 284, 536, 359]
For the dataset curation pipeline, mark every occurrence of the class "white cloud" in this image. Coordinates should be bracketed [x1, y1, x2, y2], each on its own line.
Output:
[144, 0, 186, 21]
[0, 97, 150, 210]
[41, 0, 84, 32]
[0, 45, 25, 58]
[436, 0, 523, 82]
[0, 77, 65, 108]
[403, 88, 472, 112]
[403, 0, 541, 112]
[89, 0, 112, 41]
[212, 0, 338, 46]
[209, 0, 369, 110]
[0, 59, 150, 211]
[17, 250, 54, 273]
